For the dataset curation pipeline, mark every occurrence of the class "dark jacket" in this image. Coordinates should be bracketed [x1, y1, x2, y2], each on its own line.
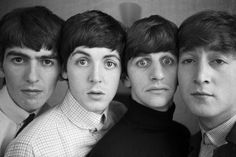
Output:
[87, 97, 190, 157]
[188, 123, 236, 157]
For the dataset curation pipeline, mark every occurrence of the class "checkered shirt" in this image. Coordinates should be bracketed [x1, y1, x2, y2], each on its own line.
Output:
[4, 90, 126, 157]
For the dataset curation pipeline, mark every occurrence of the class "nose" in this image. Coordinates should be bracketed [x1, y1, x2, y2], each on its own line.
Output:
[149, 64, 164, 81]
[89, 63, 102, 83]
[194, 61, 210, 85]
[25, 62, 39, 84]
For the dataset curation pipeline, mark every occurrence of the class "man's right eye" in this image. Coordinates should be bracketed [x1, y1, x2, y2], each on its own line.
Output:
[181, 59, 195, 64]
[76, 58, 89, 66]
[136, 59, 150, 68]
[12, 57, 24, 64]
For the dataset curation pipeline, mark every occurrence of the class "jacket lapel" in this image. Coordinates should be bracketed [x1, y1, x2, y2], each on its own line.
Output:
[213, 123, 236, 157]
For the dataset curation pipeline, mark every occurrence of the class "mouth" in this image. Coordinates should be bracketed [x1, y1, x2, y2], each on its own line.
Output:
[146, 87, 168, 94]
[191, 91, 213, 97]
[87, 90, 105, 99]
[21, 89, 42, 97]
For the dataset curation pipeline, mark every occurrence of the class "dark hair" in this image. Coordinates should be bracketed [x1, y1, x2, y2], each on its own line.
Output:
[0, 6, 64, 63]
[122, 15, 178, 78]
[59, 10, 126, 71]
[178, 10, 236, 54]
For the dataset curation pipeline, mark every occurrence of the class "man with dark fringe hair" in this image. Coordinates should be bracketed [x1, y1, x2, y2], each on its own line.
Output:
[0, 6, 64, 156]
[178, 10, 236, 157]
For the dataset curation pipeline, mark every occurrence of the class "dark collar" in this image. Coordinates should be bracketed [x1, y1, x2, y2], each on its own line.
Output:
[226, 122, 236, 144]
[124, 97, 175, 129]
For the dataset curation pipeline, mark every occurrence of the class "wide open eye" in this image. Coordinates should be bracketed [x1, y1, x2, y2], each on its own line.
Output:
[136, 58, 150, 68]
[161, 56, 175, 65]
[76, 58, 89, 66]
[104, 60, 118, 69]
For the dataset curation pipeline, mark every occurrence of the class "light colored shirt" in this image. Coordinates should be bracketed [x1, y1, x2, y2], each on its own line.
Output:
[199, 114, 236, 157]
[0, 85, 51, 156]
[5, 90, 127, 157]
[0, 86, 29, 156]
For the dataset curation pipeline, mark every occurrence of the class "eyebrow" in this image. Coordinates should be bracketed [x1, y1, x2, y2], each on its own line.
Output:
[5, 51, 58, 60]
[104, 54, 120, 61]
[71, 50, 90, 57]
[134, 54, 151, 58]
[71, 50, 120, 61]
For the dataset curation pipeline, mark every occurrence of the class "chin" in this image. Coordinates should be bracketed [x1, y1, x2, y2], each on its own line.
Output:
[149, 98, 168, 106]
[88, 104, 108, 114]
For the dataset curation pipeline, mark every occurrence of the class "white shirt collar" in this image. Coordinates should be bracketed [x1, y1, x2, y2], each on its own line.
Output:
[0, 85, 29, 124]
[60, 90, 107, 131]
[200, 114, 236, 147]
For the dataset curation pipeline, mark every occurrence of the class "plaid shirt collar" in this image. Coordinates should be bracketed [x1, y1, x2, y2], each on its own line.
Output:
[200, 114, 236, 147]
[60, 90, 107, 131]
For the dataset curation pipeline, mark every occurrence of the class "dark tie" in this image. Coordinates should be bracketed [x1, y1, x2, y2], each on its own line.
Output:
[15, 113, 35, 137]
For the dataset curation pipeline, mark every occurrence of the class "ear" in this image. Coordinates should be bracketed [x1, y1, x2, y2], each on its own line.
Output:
[123, 76, 131, 88]
[61, 71, 68, 80]
[0, 64, 5, 78]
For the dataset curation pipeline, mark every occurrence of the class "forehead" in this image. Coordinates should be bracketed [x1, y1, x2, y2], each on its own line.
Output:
[70, 46, 120, 59]
[180, 47, 236, 57]
[133, 51, 175, 58]
[5, 47, 55, 58]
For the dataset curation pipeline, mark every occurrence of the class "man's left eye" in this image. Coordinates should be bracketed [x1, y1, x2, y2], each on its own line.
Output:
[105, 61, 117, 69]
[42, 59, 54, 66]
[162, 57, 174, 65]
[212, 59, 226, 64]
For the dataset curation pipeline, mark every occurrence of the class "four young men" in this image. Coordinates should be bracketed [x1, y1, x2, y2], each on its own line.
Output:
[1, 4, 236, 157]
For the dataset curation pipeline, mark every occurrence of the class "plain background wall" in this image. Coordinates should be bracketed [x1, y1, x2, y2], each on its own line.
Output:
[0, 0, 236, 134]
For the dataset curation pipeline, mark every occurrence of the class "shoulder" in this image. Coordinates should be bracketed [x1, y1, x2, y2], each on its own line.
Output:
[109, 100, 127, 115]
[227, 122, 236, 141]
[5, 106, 65, 156]
[13, 106, 62, 144]
[5, 140, 34, 157]
[108, 100, 127, 123]
[211, 123, 236, 156]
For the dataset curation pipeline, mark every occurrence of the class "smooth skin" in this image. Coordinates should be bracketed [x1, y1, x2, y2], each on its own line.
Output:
[63, 46, 121, 114]
[1, 47, 60, 113]
[124, 52, 177, 111]
[178, 48, 236, 130]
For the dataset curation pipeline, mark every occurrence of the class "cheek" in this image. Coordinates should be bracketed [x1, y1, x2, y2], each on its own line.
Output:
[44, 70, 60, 84]
[107, 71, 121, 87]
[129, 75, 144, 89]
[178, 71, 190, 87]
[166, 70, 177, 87]
[68, 72, 83, 86]
[4, 68, 21, 85]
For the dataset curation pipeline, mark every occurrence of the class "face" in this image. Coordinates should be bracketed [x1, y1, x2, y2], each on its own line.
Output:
[125, 52, 177, 111]
[63, 46, 121, 114]
[178, 48, 236, 124]
[1, 47, 60, 112]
